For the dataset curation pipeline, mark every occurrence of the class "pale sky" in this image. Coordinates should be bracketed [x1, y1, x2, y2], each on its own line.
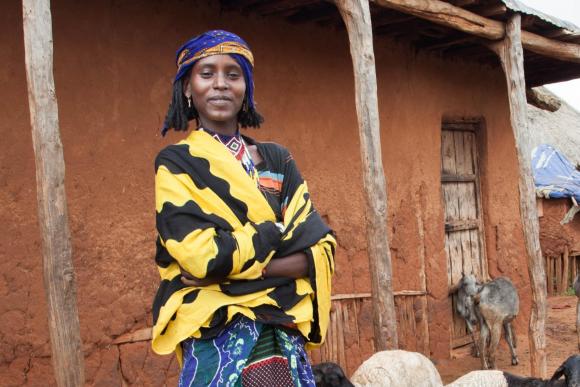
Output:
[520, 0, 580, 111]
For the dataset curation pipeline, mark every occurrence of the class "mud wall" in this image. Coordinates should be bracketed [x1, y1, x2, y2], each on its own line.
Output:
[0, 0, 530, 384]
[540, 199, 580, 257]
[373, 41, 531, 358]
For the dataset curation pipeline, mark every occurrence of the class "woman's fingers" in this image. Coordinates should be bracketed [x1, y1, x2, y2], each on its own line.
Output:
[180, 275, 217, 287]
[180, 266, 195, 280]
[181, 276, 201, 286]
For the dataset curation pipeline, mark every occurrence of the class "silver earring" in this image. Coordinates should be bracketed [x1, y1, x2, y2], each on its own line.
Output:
[187, 96, 192, 108]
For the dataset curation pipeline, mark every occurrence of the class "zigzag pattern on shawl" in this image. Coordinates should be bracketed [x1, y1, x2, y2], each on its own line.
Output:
[151, 130, 336, 362]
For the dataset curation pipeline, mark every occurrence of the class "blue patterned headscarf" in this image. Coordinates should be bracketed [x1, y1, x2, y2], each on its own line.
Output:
[161, 30, 259, 136]
[174, 30, 256, 111]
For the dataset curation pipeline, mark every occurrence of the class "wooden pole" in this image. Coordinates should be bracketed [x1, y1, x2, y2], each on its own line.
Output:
[372, 0, 580, 63]
[333, 0, 399, 351]
[547, 256, 553, 296]
[564, 246, 570, 292]
[22, 1, 85, 385]
[556, 255, 563, 294]
[489, 14, 547, 377]
[416, 200, 431, 355]
[573, 255, 578, 285]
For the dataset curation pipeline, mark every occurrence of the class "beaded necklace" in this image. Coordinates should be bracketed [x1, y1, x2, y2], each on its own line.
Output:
[199, 127, 258, 185]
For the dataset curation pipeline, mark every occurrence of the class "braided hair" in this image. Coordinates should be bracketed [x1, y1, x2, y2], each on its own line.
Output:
[161, 71, 264, 135]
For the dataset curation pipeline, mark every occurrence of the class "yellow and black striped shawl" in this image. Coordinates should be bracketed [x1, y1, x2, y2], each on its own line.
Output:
[152, 130, 336, 361]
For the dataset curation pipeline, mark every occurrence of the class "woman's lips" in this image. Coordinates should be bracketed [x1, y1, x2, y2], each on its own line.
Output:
[208, 97, 233, 107]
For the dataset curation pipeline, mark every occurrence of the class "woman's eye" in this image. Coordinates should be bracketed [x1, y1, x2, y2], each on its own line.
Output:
[200, 71, 213, 78]
[228, 73, 240, 79]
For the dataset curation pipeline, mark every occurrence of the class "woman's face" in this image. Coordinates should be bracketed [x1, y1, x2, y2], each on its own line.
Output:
[186, 54, 246, 130]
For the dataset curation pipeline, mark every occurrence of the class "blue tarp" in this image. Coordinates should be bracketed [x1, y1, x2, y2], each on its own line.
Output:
[532, 144, 580, 202]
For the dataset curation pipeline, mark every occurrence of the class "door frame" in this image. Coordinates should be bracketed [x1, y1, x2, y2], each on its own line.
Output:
[441, 117, 489, 349]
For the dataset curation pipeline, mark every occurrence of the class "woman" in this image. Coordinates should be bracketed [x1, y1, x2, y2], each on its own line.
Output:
[152, 30, 336, 386]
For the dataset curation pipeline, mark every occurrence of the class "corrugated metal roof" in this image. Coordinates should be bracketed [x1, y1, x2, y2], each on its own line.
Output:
[501, 0, 580, 33]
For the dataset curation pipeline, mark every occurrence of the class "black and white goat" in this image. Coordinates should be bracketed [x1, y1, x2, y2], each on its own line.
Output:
[450, 274, 519, 369]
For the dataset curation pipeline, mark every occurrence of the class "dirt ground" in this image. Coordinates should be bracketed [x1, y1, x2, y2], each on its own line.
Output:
[436, 295, 579, 384]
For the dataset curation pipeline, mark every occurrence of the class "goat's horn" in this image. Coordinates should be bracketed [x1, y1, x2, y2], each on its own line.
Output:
[549, 364, 565, 382]
[448, 283, 461, 295]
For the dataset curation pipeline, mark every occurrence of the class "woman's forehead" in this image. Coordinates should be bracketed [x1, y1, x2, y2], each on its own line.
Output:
[194, 54, 240, 68]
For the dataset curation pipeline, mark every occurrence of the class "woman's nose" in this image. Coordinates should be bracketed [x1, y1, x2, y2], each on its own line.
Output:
[213, 72, 228, 89]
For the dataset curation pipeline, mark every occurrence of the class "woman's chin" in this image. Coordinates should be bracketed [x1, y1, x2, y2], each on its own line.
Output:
[203, 112, 238, 125]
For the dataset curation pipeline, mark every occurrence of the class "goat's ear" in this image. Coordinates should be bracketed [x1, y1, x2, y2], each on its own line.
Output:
[549, 364, 565, 382]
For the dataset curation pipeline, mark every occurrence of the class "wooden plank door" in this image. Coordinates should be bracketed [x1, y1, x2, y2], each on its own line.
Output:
[441, 120, 488, 348]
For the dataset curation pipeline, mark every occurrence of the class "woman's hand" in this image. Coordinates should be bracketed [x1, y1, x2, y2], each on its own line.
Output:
[263, 252, 309, 279]
[179, 251, 309, 285]
[180, 267, 221, 287]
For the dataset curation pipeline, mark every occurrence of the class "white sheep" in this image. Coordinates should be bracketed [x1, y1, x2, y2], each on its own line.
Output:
[350, 350, 443, 387]
[445, 370, 509, 387]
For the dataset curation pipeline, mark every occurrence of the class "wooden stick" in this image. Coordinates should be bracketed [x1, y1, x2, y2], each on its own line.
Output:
[564, 246, 570, 292]
[547, 256, 553, 296]
[333, 0, 398, 351]
[112, 327, 152, 344]
[371, 0, 580, 63]
[422, 297, 431, 354]
[331, 293, 372, 300]
[573, 255, 578, 285]
[416, 197, 431, 354]
[556, 255, 563, 294]
[489, 14, 547, 377]
[22, 0, 85, 385]
[394, 290, 428, 296]
[553, 257, 557, 295]
[332, 305, 339, 361]
[337, 302, 346, 368]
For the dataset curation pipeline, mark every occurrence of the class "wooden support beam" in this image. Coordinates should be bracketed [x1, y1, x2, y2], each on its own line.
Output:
[333, 0, 399, 351]
[526, 87, 562, 112]
[22, 0, 85, 386]
[371, 0, 580, 64]
[489, 14, 547, 377]
[422, 36, 478, 52]
[449, 0, 478, 6]
[475, 4, 507, 18]
[543, 28, 576, 39]
[371, 0, 501, 38]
